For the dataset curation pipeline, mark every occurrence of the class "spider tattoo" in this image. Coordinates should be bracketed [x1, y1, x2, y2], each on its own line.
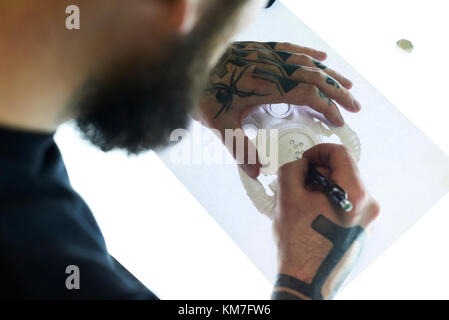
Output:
[206, 65, 269, 119]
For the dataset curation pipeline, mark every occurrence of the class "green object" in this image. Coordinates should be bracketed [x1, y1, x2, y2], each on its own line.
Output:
[397, 39, 414, 53]
[342, 200, 354, 212]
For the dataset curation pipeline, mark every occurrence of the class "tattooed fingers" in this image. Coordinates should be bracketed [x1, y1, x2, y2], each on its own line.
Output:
[256, 50, 353, 90]
[265, 41, 328, 61]
[247, 82, 345, 127]
[205, 41, 361, 127]
[288, 53, 352, 89]
[290, 67, 360, 112]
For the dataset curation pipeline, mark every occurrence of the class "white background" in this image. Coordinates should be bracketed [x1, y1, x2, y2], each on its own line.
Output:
[56, 0, 449, 299]
[281, 0, 449, 299]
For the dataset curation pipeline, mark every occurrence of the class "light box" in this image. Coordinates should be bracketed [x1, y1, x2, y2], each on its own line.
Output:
[158, 3, 449, 284]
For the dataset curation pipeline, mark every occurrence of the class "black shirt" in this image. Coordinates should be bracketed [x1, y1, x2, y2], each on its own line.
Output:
[0, 126, 157, 299]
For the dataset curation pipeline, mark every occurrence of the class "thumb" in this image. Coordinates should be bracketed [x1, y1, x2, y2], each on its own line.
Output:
[277, 158, 310, 196]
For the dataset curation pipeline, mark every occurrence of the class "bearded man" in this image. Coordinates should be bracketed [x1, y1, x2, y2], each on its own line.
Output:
[0, 0, 379, 300]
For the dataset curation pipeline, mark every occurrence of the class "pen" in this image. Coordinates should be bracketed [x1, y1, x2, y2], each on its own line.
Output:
[306, 163, 353, 212]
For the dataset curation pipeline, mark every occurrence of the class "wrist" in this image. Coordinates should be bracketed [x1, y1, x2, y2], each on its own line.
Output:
[273, 273, 326, 300]
[271, 288, 309, 300]
[277, 241, 332, 286]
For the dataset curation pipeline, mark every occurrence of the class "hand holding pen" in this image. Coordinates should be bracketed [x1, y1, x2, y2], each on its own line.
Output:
[272, 144, 380, 300]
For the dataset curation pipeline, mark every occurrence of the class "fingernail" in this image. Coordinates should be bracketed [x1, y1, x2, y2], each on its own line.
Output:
[353, 98, 362, 110]
[240, 164, 259, 179]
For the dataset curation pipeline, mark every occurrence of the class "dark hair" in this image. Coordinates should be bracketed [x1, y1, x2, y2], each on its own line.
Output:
[74, 0, 250, 154]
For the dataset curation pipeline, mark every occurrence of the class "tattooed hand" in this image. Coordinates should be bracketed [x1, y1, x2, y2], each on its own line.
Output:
[192, 41, 360, 178]
[272, 144, 380, 300]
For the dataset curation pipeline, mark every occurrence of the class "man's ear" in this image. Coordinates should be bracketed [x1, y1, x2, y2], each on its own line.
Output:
[163, 0, 194, 34]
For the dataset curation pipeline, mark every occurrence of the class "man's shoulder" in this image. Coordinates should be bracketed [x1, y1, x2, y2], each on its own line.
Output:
[0, 177, 157, 299]
[0, 176, 102, 240]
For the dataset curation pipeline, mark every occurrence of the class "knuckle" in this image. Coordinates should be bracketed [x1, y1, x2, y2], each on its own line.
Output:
[257, 77, 275, 92]
[335, 144, 350, 156]
[297, 54, 311, 65]
[353, 183, 367, 202]
[370, 200, 381, 219]
[349, 183, 367, 213]
[311, 68, 325, 81]
[334, 71, 344, 82]
[303, 84, 318, 98]
[280, 42, 293, 51]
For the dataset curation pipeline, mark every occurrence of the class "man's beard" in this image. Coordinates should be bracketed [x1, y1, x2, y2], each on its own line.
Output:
[74, 38, 201, 154]
[73, 0, 249, 154]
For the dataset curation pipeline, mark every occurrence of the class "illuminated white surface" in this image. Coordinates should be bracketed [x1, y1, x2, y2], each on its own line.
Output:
[281, 0, 449, 299]
[55, 124, 272, 299]
[54, 0, 449, 300]
[157, 1, 449, 291]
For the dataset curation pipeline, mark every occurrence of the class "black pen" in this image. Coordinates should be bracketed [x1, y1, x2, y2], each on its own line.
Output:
[306, 163, 353, 212]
